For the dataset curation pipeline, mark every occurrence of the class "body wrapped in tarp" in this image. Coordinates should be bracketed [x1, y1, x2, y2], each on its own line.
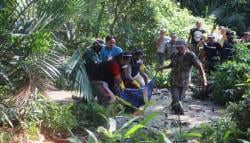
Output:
[119, 77, 156, 107]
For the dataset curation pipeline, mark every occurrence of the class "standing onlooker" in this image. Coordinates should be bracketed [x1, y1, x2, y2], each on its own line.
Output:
[165, 33, 178, 60]
[100, 35, 123, 62]
[241, 32, 250, 43]
[158, 39, 207, 115]
[156, 28, 171, 66]
[220, 31, 235, 61]
[203, 34, 222, 74]
[188, 20, 206, 56]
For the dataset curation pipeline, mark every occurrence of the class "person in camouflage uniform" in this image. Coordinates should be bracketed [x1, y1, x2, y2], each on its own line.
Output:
[158, 39, 207, 115]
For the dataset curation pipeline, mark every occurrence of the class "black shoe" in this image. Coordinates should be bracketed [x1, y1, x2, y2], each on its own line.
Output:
[171, 102, 184, 115]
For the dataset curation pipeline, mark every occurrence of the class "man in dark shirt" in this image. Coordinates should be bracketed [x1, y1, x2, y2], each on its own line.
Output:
[188, 20, 206, 56]
[158, 39, 207, 115]
[204, 34, 222, 73]
[84, 39, 105, 80]
[220, 31, 235, 62]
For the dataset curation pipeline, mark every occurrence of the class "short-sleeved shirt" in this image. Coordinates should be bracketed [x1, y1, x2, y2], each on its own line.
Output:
[190, 28, 206, 45]
[100, 45, 123, 62]
[221, 40, 234, 60]
[204, 42, 221, 60]
[165, 41, 177, 60]
[156, 36, 171, 53]
[170, 51, 201, 87]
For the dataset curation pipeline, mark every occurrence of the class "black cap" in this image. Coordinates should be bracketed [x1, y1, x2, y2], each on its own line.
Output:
[226, 31, 234, 36]
[116, 51, 132, 60]
[95, 39, 105, 47]
[132, 49, 143, 55]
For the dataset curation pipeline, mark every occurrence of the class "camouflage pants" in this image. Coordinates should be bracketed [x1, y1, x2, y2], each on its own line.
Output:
[170, 86, 187, 114]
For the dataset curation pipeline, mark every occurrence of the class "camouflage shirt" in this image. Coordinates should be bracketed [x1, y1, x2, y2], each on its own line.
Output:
[170, 51, 201, 87]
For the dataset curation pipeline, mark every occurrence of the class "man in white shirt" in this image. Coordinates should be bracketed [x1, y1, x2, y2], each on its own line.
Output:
[156, 28, 171, 66]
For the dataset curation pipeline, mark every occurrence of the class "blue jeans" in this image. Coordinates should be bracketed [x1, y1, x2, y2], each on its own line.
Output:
[156, 52, 165, 66]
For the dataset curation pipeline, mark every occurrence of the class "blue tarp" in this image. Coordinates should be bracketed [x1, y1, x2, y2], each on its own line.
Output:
[119, 77, 156, 107]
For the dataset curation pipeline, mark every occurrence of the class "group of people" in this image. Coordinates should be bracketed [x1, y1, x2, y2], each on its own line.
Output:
[84, 35, 148, 105]
[83, 20, 250, 115]
[156, 20, 250, 114]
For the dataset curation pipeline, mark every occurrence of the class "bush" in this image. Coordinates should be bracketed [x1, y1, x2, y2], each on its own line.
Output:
[194, 118, 240, 143]
[227, 98, 250, 140]
[24, 93, 77, 135]
[211, 61, 250, 105]
[70, 102, 108, 131]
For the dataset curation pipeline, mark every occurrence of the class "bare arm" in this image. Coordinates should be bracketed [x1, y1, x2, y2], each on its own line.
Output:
[187, 33, 192, 44]
[124, 65, 134, 80]
[158, 62, 172, 71]
[197, 63, 207, 86]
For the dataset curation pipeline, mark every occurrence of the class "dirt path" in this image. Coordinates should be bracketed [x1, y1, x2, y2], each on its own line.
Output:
[45, 88, 225, 141]
[144, 89, 224, 134]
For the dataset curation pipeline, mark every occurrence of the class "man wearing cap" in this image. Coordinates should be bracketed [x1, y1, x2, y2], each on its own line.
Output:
[241, 32, 250, 45]
[188, 20, 206, 56]
[156, 28, 171, 66]
[158, 39, 207, 115]
[203, 34, 222, 73]
[97, 52, 132, 95]
[84, 39, 105, 80]
[165, 33, 178, 60]
[100, 35, 123, 62]
[220, 31, 235, 61]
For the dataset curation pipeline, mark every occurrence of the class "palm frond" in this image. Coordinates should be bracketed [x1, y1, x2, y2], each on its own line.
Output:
[66, 48, 93, 102]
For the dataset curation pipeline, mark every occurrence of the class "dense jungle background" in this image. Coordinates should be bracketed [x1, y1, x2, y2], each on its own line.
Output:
[0, 0, 249, 142]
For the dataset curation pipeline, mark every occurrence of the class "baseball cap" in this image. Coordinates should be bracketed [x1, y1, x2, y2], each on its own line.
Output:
[175, 39, 187, 47]
[95, 39, 105, 47]
[171, 33, 177, 37]
[242, 32, 250, 36]
[208, 34, 215, 38]
[132, 49, 143, 55]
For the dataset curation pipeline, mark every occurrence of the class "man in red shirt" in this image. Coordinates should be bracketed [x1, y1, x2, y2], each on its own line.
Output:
[97, 52, 132, 95]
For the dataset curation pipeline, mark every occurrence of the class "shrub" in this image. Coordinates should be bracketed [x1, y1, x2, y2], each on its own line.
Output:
[211, 61, 250, 105]
[24, 93, 77, 135]
[227, 98, 250, 140]
[70, 102, 108, 131]
[194, 118, 240, 143]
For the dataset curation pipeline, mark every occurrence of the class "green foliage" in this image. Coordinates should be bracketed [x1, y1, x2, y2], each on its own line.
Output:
[87, 113, 172, 143]
[24, 93, 77, 134]
[227, 99, 250, 139]
[211, 61, 250, 105]
[233, 43, 250, 64]
[31, 31, 53, 54]
[71, 102, 108, 131]
[156, 71, 171, 88]
[66, 48, 93, 101]
[177, 0, 250, 33]
[194, 117, 239, 143]
[25, 121, 40, 141]
[0, 132, 11, 143]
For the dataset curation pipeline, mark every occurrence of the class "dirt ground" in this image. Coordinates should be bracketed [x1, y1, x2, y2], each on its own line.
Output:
[42, 88, 225, 142]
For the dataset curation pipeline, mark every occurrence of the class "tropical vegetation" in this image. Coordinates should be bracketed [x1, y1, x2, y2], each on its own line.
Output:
[0, 0, 250, 142]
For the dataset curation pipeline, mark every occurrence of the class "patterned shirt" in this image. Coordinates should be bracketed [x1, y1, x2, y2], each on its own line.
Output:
[84, 46, 102, 79]
[170, 51, 201, 87]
